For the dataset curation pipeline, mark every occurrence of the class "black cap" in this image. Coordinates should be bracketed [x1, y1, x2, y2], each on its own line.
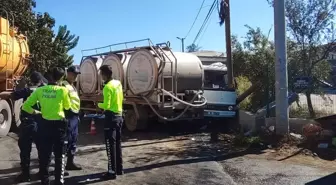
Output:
[52, 67, 66, 81]
[67, 65, 81, 74]
[30, 71, 48, 84]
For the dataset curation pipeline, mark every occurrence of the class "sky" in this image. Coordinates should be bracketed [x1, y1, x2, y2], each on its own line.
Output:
[34, 0, 274, 64]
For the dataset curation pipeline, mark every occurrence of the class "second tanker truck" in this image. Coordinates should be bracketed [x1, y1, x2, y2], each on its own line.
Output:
[78, 39, 207, 131]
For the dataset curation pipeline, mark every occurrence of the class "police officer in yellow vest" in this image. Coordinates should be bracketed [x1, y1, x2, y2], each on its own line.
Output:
[98, 65, 124, 180]
[22, 67, 71, 185]
[62, 66, 82, 171]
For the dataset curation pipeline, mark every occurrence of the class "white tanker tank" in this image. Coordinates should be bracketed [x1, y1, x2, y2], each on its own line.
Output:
[79, 50, 205, 98]
[125, 49, 204, 97]
[78, 41, 206, 132]
[102, 53, 130, 90]
[100, 49, 204, 100]
[78, 56, 103, 94]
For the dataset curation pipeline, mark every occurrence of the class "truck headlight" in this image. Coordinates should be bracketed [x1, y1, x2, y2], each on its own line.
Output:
[228, 106, 234, 111]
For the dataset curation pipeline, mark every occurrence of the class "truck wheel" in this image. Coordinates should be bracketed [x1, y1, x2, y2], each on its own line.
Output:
[0, 100, 12, 137]
[125, 109, 148, 132]
[13, 99, 23, 129]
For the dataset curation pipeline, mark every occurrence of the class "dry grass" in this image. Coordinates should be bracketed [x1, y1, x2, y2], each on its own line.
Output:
[289, 106, 333, 119]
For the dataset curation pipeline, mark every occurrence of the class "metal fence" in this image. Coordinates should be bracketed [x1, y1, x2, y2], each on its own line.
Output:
[290, 93, 336, 118]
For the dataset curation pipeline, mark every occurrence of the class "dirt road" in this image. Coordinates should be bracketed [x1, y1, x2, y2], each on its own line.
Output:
[0, 120, 335, 185]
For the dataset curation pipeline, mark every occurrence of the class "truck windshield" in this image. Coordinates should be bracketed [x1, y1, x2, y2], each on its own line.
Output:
[204, 70, 227, 90]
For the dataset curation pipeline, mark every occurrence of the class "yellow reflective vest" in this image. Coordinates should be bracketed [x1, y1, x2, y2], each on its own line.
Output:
[62, 80, 80, 113]
[98, 79, 123, 114]
[22, 85, 71, 120]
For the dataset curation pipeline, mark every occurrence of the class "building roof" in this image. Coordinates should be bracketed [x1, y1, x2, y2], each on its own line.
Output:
[190, 50, 226, 57]
[190, 50, 227, 64]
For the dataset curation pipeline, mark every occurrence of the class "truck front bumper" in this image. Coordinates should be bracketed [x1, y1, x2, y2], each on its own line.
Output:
[204, 109, 237, 118]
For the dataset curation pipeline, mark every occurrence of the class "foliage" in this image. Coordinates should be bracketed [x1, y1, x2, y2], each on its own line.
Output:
[267, 0, 336, 118]
[233, 135, 262, 147]
[186, 44, 201, 52]
[232, 26, 275, 112]
[52, 25, 79, 67]
[0, 0, 79, 76]
[235, 76, 252, 110]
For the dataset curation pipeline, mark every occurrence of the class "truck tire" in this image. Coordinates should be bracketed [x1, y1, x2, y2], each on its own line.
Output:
[0, 100, 12, 137]
[125, 109, 148, 132]
[13, 99, 23, 129]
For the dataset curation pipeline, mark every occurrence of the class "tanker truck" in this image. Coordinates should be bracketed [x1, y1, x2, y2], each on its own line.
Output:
[78, 39, 207, 131]
[0, 15, 31, 136]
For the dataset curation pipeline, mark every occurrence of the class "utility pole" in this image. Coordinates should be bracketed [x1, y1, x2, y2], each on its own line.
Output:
[224, 0, 234, 88]
[274, 0, 289, 135]
[210, 0, 234, 143]
[176, 37, 185, 52]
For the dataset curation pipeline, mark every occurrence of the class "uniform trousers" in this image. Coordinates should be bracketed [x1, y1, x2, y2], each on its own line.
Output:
[18, 117, 39, 173]
[104, 111, 123, 174]
[38, 119, 67, 185]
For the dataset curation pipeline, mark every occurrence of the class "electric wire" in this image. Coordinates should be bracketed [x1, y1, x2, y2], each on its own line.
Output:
[196, 10, 213, 46]
[184, 0, 206, 39]
[192, 0, 217, 44]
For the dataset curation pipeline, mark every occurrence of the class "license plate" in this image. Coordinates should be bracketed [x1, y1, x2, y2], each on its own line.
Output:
[207, 111, 219, 116]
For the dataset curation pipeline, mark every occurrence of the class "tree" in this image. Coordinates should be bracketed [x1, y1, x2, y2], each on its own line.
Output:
[232, 26, 276, 112]
[268, 0, 336, 118]
[52, 25, 80, 67]
[0, 0, 79, 76]
[186, 44, 201, 52]
[27, 12, 56, 73]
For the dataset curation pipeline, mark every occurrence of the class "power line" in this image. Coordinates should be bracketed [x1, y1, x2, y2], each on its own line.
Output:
[192, 0, 217, 44]
[196, 10, 214, 46]
[184, 0, 206, 39]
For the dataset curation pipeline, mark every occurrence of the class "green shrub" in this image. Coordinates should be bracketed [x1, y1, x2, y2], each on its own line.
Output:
[236, 76, 252, 110]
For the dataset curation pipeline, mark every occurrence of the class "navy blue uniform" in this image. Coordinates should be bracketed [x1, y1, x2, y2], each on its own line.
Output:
[12, 86, 41, 174]
[65, 110, 79, 156]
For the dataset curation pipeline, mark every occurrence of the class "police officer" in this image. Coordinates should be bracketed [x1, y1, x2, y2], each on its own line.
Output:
[22, 67, 71, 185]
[98, 65, 124, 180]
[0, 72, 46, 182]
[62, 66, 82, 171]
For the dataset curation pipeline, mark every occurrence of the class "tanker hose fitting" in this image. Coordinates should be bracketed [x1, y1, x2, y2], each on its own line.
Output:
[159, 89, 207, 108]
[141, 89, 207, 121]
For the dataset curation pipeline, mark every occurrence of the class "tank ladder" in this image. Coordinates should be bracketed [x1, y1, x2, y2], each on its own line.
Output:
[148, 41, 177, 108]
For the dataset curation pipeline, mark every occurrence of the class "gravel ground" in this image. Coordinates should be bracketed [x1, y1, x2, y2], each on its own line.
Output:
[0, 120, 335, 185]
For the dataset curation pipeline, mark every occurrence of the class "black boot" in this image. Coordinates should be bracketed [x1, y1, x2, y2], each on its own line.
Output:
[117, 170, 124, 175]
[65, 155, 82, 171]
[101, 172, 116, 180]
[117, 165, 124, 175]
[210, 132, 219, 143]
[16, 171, 31, 182]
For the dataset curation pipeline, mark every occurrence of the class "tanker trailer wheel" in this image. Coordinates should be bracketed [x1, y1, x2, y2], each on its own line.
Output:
[0, 100, 12, 137]
[125, 108, 148, 132]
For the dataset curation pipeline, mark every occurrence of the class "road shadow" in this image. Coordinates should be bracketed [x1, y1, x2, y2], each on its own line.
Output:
[76, 118, 209, 148]
[125, 147, 262, 173]
[305, 172, 336, 185]
[64, 147, 263, 185]
[0, 159, 39, 185]
[75, 137, 191, 157]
